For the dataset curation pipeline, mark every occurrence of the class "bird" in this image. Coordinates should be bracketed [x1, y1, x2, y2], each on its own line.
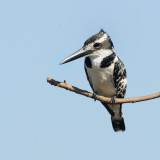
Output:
[60, 29, 127, 132]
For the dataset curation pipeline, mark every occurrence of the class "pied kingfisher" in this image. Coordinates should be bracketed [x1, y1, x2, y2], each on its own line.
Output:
[60, 29, 127, 132]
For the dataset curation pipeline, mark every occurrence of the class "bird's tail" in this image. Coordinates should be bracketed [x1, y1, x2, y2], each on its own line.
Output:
[111, 116, 125, 132]
[101, 102, 125, 132]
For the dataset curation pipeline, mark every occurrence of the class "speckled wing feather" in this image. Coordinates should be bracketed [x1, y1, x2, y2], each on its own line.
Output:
[113, 57, 127, 98]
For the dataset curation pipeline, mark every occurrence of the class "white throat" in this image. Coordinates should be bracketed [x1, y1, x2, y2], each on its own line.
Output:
[89, 49, 113, 59]
[88, 49, 114, 68]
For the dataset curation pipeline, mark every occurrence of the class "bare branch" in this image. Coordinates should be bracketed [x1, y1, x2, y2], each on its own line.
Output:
[47, 77, 160, 104]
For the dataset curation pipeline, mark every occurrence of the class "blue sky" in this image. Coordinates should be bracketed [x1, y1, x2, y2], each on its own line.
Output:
[0, 0, 160, 159]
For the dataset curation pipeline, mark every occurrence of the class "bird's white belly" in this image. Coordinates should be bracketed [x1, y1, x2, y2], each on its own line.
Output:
[87, 63, 116, 97]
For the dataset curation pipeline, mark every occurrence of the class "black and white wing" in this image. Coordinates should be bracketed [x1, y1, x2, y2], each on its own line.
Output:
[113, 57, 127, 98]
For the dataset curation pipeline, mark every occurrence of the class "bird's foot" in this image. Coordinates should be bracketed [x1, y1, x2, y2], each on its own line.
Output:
[111, 95, 116, 104]
[92, 92, 98, 101]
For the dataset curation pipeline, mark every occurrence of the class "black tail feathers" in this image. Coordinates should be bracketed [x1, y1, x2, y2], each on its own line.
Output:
[111, 117, 125, 132]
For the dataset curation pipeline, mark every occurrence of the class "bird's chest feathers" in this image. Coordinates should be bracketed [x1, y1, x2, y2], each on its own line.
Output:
[87, 57, 116, 96]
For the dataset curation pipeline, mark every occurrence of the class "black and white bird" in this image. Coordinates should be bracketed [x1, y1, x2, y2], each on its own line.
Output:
[60, 29, 127, 132]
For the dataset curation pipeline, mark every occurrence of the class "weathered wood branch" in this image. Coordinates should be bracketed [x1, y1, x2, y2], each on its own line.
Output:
[47, 77, 160, 104]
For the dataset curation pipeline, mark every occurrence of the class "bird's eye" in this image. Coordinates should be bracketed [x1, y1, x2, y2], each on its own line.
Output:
[93, 43, 100, 48]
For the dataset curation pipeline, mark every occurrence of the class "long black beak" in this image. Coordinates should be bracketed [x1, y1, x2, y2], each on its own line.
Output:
[60, 47, 93, 65]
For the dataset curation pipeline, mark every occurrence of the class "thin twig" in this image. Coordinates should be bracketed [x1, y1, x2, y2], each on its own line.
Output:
[47, 77, 160, 104]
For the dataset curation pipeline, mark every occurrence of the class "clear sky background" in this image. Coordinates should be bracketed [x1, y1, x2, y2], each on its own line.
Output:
[0, 0, 160, 159]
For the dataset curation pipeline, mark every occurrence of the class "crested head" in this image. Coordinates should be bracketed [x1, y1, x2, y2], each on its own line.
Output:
[84, 29, 114, 50]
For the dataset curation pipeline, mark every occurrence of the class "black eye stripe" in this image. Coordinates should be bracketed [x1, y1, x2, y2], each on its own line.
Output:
[93, 43, 100, 48]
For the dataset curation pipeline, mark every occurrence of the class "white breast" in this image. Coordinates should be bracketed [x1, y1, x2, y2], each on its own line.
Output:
[86, 56, 118, 97]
